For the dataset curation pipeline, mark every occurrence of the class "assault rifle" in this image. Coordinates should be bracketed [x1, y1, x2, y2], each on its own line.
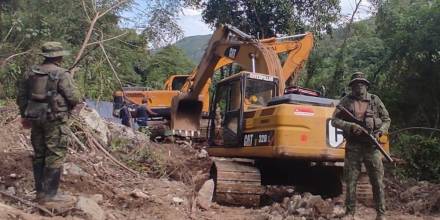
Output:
[336, 106, 394, 163]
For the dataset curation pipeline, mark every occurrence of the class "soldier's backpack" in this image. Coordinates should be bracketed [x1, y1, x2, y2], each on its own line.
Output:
[23, 65, 68, 122]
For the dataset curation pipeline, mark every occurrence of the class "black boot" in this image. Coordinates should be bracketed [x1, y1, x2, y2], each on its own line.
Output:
[44, 167, 61, 198]
[42, 167, 76, 205]
[32, 162, 45, 201]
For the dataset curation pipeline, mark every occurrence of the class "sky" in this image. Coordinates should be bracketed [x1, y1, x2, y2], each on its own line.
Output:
[177, 0, 373, 37]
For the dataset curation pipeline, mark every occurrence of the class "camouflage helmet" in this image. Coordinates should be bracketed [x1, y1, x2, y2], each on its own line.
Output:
[348, 71, 370, 86]
[40, 41, 70, 58]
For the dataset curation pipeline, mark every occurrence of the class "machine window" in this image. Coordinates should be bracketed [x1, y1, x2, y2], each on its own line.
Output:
[245, 79, 276, 108]
[171, 76, 188, 90]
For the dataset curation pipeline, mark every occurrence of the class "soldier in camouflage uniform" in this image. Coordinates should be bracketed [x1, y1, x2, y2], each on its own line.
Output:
[332, 72, 391, 220]
[16, 42, 81, 205]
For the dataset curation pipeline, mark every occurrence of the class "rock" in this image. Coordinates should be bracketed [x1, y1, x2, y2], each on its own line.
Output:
[90, 194, 104, 204]
[304, 195, 322, 208]
[197, 149, 208, 158]
[130, 189, 149, 199]
[270, 203, 284, 215]
[297, 208, 312, 216]
[407, 199, 426, 214]
[332, 205, 345, 217]
[9, 173, 17, 178]
[307, 195, 333, 215]
[0, 202, 54, 220]
[76, 196, 105, 220]
[197, 179, 214, 210]
[253, 214, 270, 220]
[106, 213, 117, 220]
[107, 122, 138, 142]
[287, 195, 302, 215]
[80, 108, 110, 145]
[281, 197, 290, 208]
[400, 185, 420, 202]
[6, 187, 15, 195]
[269, 214, 283, 220]
[260, 206, 270, 212]
[172, 197, 185, 205]
[64, 162, 88, 177]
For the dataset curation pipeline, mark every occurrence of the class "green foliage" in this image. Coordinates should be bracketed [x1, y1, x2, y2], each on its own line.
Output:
[392, 134, 440, 182]
[302, 0, 440, 182]
[174, 34, 211, 63]
[200, 0, 340, 37]
[139, 45, 195, 89]
[375, 0, 440, 129]
[0, 0, 194, 100]
[305, 19, 385, 97]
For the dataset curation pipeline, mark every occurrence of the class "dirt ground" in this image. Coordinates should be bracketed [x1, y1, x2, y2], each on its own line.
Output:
[0, 103, 439, 220]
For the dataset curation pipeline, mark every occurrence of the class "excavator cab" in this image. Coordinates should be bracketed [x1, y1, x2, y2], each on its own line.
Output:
[208, 71, 278, 147]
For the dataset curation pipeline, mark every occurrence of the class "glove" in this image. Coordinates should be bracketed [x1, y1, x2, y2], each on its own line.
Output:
[20, 117, 32, 129]
[350, 123, 363, 135]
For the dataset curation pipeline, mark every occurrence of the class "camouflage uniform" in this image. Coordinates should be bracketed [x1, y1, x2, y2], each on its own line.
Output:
[332, 72, 391, 219]
[16, 42, 81, 203]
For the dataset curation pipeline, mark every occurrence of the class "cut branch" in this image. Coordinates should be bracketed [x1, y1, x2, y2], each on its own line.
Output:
[73, 0, 129, 74]
[0, 50, 31, 69]
[0, 190, 54, 217]
[99, 42, 124, 91]
[98, 0, 128, 19]
[87, 32, 129, 46]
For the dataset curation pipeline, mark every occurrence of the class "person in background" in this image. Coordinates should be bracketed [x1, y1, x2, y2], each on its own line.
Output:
[119, 101, 131, 127]
[135, 97, 157, 132]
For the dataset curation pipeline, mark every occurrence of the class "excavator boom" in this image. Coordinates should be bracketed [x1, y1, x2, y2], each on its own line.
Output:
[170, 25, 314, 133]
[170, 25, 285, 132]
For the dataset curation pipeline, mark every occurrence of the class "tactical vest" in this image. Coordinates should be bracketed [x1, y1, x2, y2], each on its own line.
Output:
[349, 94, 383, 133]
[23, 65, 69, 121]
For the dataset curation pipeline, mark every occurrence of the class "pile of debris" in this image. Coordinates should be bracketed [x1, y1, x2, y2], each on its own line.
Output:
[0, 102, 209, 219]
[386, 178, 440, 215]
[260, 193, 344, 220]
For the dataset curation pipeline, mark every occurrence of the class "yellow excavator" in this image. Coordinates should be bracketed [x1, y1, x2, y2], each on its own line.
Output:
[170, 25, 390, 206]
[112, 32, 314, 124]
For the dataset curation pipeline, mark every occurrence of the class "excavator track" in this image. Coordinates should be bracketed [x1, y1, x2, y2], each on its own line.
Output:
[211, 159, 264, 207]
[357, 173, 374, 206]
[341, 169, 374, 207]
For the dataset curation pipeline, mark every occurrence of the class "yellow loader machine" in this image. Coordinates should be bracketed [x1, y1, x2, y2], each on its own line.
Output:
[170, 25, 390, 206]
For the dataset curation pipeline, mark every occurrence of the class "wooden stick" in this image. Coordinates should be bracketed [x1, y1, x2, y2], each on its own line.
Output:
[0, 190, 54, 217]
[90, 137, 138, 176]
[68, 130, 88, 152]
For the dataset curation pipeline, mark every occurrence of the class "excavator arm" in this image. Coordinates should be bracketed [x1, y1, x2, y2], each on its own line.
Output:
[171, 25, 284, 131]
[179, 32, 314, 95]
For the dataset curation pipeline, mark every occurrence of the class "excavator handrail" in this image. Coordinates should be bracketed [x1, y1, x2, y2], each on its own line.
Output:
[275, 33, 308, 41]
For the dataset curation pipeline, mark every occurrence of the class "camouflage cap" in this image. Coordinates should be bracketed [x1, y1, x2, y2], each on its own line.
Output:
[40, 41, 70, 58]
[349, 71, 370, 86]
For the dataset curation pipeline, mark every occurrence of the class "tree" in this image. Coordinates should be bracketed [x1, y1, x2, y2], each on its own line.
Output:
[139, 45, 195, 89]
[0, 0, 192, 99]
[199, 0, 340, 38]
[375, 0, 440, 129]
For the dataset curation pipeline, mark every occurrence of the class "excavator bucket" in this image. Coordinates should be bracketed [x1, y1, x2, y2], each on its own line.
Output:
[170, 95, 203, 136]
